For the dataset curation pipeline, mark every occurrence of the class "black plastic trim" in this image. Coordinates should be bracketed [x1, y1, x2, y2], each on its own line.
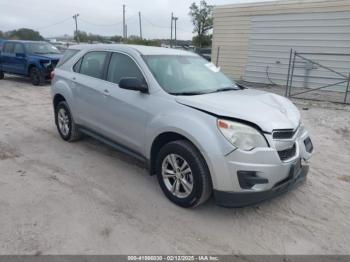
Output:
[214, 165, 309, 208]
[78, 126, 147, 164]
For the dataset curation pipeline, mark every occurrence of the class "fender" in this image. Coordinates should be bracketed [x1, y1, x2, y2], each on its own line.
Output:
[51, 70, 77, 119]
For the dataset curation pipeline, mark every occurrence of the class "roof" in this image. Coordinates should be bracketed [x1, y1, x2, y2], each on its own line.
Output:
[69, 44, 197, 56]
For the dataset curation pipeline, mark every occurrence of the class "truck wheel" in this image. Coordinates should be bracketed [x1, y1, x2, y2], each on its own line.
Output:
[55, 101, 82, 142]
[30, 67, 44, 86]
[156, 140, 212, 208]
[0, 71, 4, 80]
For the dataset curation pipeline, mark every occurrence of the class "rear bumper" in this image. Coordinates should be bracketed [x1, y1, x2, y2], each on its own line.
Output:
[214, 164, 309, 208]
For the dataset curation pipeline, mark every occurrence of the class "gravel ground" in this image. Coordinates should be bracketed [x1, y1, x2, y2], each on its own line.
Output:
[0, 76, 349, 255]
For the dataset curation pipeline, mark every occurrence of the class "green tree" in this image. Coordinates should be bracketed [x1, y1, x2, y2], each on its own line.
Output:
[126, 36, 161, 47]
[192, 34, 212, 48]
[110, 35, 123, 43]
[0, 30, 4, 39]
[74, 30, 89, 43]
[6, 28, 44, 41]
[189, 0, 213, 48]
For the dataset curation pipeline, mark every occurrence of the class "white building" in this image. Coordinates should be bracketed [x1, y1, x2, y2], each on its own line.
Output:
[212, 0, 350, 90]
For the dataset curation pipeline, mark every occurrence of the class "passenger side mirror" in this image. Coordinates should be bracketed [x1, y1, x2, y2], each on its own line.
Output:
[119, 77, 148, 93]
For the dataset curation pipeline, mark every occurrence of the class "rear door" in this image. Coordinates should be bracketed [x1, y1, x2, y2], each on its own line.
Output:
[72, 51, 110, 134]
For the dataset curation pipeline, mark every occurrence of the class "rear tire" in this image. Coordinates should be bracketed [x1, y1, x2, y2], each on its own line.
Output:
[55, 101, 82, 142]
[156, 140, 212, 208]
[0, 70, 4, 79]
[30, 67, 44, 86]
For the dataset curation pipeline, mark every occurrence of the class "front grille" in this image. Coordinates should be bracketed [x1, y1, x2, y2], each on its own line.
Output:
[273, 129, 296, 139]
[278, 143, 296, 161]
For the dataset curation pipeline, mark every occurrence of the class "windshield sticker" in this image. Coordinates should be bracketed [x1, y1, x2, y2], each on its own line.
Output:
[205, 63, 220, 73]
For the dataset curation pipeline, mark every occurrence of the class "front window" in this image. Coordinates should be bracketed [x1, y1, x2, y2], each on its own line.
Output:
[143, 55, 238, 95]
[25, 42, 61, 55]
[107, 52, 146, 85]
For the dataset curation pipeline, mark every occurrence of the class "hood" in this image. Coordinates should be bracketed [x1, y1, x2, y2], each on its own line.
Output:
[30, 54, 63, 61]
[176, 89, 300, 133]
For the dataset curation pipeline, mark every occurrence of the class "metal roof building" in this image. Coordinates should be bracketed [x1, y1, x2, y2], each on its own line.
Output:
[212, 0, 350, 92]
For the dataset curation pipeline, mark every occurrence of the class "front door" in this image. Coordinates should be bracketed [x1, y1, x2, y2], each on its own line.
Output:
[100, 52, 151, 154]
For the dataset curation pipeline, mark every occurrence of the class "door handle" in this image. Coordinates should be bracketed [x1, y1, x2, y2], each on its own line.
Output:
[72, 77, 76, 81]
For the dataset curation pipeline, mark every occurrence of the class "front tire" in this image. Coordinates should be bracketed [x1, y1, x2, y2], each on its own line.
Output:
[30, 67, 44, 86]
[0, 70, 4, 80]
[55, 101, 81, 142]
[156, 140, 212, 208]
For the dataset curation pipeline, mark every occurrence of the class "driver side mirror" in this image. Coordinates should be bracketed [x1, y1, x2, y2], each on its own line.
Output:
[119, 77, 148, 93]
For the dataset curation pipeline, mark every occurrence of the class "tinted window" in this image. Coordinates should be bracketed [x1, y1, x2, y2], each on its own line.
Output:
[57, 49, 79, 67]
[14, 43, 24, 54]
[107, 53, 145, 85]
[80, 52, 108, 79]
[3, 43, 14, 54]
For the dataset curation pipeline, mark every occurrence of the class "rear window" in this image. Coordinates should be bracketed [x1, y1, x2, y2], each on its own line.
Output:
[57, 49, 79, 67]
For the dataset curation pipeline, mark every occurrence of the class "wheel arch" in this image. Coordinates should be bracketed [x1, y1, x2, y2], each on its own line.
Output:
[149, 132, 195, 176]
[27, 63, 37, 75]
[53, 94, 67, 125]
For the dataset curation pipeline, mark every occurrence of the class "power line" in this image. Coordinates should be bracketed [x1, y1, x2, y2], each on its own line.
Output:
[79, 18, 123, 27]
[142, 14, 191, 33]
[34, 17, 72, 31]
[79, 14, 137, 27]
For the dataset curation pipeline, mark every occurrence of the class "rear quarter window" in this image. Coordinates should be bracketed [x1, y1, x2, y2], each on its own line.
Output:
[56, 49, 79, 67]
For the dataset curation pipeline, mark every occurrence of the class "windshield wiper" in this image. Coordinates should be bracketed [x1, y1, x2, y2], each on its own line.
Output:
[169, 91, 210, 96]
[210, 87, 239, 93]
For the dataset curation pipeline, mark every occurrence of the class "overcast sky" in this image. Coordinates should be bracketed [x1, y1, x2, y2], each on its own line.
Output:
[0, 0, 273, 40]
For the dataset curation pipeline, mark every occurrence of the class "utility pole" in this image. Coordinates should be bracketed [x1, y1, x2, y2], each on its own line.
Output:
[123, 4, 126, 39]
[173, 16, 178, 47]
[139, 11, 142, 39]
[72, 13, 80, 44]
[170, 12, 173, 48]
[125, 24, 128, 39]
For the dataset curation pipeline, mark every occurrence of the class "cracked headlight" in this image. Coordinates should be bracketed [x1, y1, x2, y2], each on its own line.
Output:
[217, 119, 268, 151]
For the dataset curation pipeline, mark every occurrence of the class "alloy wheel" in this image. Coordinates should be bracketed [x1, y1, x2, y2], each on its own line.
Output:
[161, 154, 194, 198]
[57, 108, 70, 137]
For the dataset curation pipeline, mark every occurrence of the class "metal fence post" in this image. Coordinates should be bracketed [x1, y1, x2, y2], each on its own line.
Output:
[288, 51, 297, 97]
[285, 48, 293, 97]
[344, 73, 350, 104]
[216, 46, 220, 67]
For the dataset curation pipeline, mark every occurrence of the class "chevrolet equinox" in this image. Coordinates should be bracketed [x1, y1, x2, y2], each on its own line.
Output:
[51, 44, 313, 208]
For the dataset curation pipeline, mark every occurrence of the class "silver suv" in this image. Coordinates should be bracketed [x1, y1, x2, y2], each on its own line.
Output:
[51, 44, 313, 208]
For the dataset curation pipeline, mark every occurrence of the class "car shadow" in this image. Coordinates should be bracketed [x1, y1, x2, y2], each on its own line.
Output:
[2, 74, 51, 86]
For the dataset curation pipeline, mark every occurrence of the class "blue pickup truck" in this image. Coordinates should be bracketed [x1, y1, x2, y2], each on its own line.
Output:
[0, 40, 62, 85]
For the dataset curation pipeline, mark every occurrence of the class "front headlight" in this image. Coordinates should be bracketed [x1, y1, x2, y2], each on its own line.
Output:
[217, 119, 268, 151]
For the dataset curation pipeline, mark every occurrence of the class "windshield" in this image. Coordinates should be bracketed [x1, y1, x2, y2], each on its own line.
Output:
[25, 42, 61, 55]
[143, 55, 238, 95]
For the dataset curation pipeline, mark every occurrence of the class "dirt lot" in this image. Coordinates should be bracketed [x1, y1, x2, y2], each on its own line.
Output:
[0, 76, 349, 255]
